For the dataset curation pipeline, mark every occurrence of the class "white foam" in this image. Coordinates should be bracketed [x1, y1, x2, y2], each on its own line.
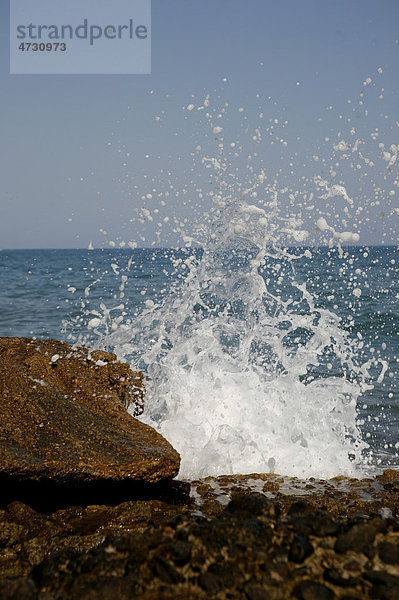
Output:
[88, 318, 102, 328]
[316, 217, 329, 231]
[106, 196, 370, 480]
[77, 87, 398, 481]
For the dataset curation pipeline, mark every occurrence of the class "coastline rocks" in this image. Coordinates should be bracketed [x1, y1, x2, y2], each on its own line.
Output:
[190, 471, 399, 519]
[2, 336, 399, 598]
[0, 470, 398, 598]
[0, 337, 180, 486]
[2, 491, 399, 599]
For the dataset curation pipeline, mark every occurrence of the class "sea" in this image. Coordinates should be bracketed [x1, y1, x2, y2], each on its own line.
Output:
[1, 244, 398, 480]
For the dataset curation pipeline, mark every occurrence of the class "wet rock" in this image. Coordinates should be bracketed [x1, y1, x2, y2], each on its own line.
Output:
[378, 540, 399, 564]
[2, 487, 399, 599]
[377, 470, 399, 485]
[224, 492, 278, 518]
[68, 576, 139, 600]
[243, 582, 271, 600]
[0, 337, 180, 487]
[198, 569, 223, 594]
[364, 570, 399, 599]
[289, 534, 314, 563]
[288, 500, 314, 515]
[169, 540, 192, 566]
[0, 493, 190, 578]
[335, 519, 386, 558]
[1, 467, 399, 598]
[293, 580, 335, 600]
[191, 471, 399, 520]
[323, 567, 360, 588]
[289, 510, 342, 537]
[0, 577, 37, 600]
[150, 555, 184, 584]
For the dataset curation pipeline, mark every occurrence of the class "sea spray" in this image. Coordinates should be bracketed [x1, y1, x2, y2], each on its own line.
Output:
[99, 192, 371, 477]
[67, 74, 399, 478]
[103, 189, 370, 479]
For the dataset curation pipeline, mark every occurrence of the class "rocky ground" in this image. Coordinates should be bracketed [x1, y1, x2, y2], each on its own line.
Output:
[1, 475, 399, 599]
[1, 338, 399, 599]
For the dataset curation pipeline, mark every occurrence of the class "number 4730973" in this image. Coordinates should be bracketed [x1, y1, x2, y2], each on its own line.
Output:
[18, 42, 67, 51]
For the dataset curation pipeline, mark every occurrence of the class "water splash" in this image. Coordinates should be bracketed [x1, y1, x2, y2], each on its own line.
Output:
[103, 187, 370, 479]
[69, 75, 399, 479]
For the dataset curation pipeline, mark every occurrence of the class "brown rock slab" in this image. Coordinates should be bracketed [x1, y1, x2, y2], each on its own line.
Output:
[0, 337, 180, 486]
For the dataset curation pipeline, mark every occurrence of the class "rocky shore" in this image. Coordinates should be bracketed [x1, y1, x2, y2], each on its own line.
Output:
[1, 337, 399, 599]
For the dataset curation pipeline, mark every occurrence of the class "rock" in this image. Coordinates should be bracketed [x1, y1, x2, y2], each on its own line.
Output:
[289, 511, 343, 538]
[191, 471, 399, 520]
[288, 500, 314, 515]
[377, 470, 399, 485]
[335, 519, 386, 558]
[289, 534, 314, 564]
[224, 492, 278, 518]
[293, 580, 335, 600]
[243, 582, 272, 600]
[167, 540, 192, 566]
[323, 567, 360, 588]
[2, 487, 399, 598]
[0, 577, 36, 600]
[0, 491, 190, 578]
[364, 570, 399, 599]
[0, 337, 180, 487]
[198, 569, 223, 594]
[379, 540, 399, 564]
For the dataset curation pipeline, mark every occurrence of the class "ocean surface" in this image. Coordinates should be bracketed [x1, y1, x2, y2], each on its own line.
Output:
[1, 246, 398, 478]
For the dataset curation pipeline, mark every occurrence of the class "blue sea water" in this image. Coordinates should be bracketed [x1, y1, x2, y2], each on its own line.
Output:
[1, 246, 398, 473]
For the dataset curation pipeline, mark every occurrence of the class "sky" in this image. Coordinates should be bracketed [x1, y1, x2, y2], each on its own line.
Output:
[1, 0, 399, 249]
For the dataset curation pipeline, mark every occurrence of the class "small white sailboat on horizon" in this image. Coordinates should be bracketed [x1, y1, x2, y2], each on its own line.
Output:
[88, 241, 94, 250]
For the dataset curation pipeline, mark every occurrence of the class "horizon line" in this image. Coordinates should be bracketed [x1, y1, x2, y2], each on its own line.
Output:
[1, 244, 398, 252]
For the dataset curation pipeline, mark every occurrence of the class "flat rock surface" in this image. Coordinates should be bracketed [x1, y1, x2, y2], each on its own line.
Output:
[0, 337, 180, 485]
[190, 469, 399, 519]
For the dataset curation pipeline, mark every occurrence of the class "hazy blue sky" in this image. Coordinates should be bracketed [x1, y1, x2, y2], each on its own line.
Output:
[1, 0, 399, 248]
